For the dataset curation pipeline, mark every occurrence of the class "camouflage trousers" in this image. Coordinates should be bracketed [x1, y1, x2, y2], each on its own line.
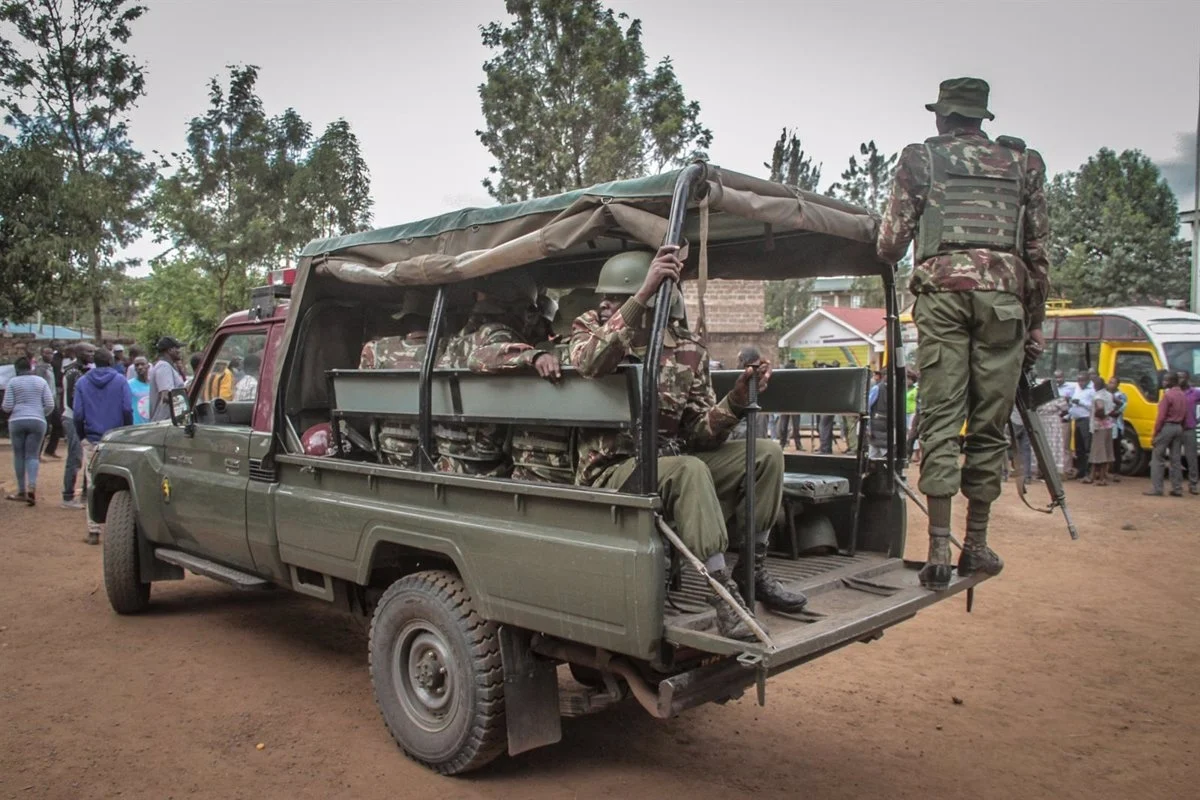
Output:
[594, 439, 784, 561]
[914, 290, 1025, 503]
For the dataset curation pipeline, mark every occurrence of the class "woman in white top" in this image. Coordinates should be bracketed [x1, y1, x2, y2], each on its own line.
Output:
[2, 357, 55, 505]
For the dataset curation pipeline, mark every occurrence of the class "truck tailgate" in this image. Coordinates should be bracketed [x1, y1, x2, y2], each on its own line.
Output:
[664, 553, 987, 669]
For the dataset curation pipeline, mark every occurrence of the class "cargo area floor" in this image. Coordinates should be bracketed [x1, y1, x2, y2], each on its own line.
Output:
[664, 551, 983, 665]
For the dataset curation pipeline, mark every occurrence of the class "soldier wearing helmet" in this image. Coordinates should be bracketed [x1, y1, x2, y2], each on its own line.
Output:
[434, 271, 561, 476]
[360, 290, 434, 469]
[569, 245, 807, 641]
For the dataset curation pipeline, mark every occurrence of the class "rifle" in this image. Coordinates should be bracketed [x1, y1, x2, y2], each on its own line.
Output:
[1012, 370, 1080, 540]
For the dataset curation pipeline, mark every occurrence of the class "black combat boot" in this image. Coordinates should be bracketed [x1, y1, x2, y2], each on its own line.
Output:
[735, 544, 808, 613]
[957, 546, 1004, 577]
[707, 568, 759, 641]
[958, 501, 1003, 578]
[918, 528, 953, 591]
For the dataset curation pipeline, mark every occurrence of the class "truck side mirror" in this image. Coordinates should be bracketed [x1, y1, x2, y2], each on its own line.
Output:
[168, 388, 194, 435]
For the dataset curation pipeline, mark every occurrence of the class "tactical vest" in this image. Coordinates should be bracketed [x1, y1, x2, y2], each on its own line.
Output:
[915, 136, 1027, 262]
[510, 425, 576, 483]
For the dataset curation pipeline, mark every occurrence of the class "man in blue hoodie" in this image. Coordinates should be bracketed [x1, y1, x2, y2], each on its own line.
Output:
[73, 348, 133, 545]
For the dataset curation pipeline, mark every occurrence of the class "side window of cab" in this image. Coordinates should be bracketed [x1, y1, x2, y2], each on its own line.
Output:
[195, 331, 267, 426]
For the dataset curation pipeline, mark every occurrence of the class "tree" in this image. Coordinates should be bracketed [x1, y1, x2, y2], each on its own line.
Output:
[0, 136, 73, 322]
[0, 0, 155, 336]
[132, 256, 260, 350]
[294, 119, 374, 240]
[762, 130, 822, 335]
[828, 140, 901, 309]
[1048, 148, 1190, 306]
[477, 0, 712, 202]
[638, 56, 712, 172]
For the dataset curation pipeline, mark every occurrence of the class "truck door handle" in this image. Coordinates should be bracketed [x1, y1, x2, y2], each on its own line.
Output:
[224, 458, 241, 473]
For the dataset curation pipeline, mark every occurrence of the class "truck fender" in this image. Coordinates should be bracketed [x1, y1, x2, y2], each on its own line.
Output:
[90, 464, 183, 583]
[355, 525, 479, 600]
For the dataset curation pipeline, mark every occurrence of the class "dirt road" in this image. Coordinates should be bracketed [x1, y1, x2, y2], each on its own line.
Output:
[2, 450, 1197, 799]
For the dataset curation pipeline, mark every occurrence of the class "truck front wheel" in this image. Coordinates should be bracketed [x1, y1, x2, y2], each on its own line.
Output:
[368, 570, 506, 775]
[102, 489, 151, 614]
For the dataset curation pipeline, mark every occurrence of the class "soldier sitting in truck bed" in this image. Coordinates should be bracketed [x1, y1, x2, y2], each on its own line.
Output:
[434, 273, 562, 476]
[507, 293, 577, 484]
[569, 246, 808, 641]
[359, 291, 433, 469]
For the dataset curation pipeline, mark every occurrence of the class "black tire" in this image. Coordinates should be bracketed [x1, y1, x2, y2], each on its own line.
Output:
[368, 570, 505, 775]
[102, 490, 151, 614]
[1117, 426, 1147, 476]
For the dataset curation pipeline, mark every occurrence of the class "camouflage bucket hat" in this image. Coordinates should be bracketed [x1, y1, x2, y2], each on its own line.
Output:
[925, 77, 994, 121]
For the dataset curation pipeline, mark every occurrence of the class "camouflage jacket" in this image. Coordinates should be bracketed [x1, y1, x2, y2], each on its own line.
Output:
[360, 333, 427, 468]
[434, 315, 547, 476]
[877, 128, 1051, 329]
[569, 297, 745, 486]
[359, 333, 427, 370]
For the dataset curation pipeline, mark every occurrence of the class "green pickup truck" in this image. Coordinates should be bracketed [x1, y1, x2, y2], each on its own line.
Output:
[88, 164, 986, 775]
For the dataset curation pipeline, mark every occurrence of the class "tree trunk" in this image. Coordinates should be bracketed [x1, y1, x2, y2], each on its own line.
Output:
[92, 291, 103, 344]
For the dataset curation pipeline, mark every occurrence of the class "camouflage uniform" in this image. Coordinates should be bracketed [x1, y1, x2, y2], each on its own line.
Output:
[360, 334, 427, 468]
[569, 297, 783, 562]
[434, 308, 548, 476]
[877, 77, 1050, 584]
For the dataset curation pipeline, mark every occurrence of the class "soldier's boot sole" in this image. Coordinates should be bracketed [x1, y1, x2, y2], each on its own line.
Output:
[957, 547, 1004, 578]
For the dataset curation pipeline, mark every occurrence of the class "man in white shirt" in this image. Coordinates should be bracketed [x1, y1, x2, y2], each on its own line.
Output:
[1066, 371, 1095, 479]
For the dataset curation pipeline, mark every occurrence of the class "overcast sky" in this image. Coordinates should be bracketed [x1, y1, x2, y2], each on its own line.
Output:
[118, 0, 1199, 267]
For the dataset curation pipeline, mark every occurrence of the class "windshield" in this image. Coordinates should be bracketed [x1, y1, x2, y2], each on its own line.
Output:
[1162, 341, 1200, 376]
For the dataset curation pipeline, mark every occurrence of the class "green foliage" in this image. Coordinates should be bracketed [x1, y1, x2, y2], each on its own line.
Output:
[828, 140, 902, 309]
[0, 136, 73, 321]
[827, 140, 896, 214]
[153, 66, 372, 317]
[477, 0, 711, 202]
[0, 0, 155, 337]
[1048, 148, 1190, 306]
[295, 119, 374, 238]
[764, 128, 822, 192]
[762, 130, 822, 335]
[133, 257, 261, 350]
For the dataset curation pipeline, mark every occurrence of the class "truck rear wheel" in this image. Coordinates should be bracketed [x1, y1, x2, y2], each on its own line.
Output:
[102, 490, 151, 614]
[368, 570, 506, 775]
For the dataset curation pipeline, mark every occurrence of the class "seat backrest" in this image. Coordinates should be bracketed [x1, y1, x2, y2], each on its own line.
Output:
[329, 364, 642, 429]
[711, 367, 870, 416]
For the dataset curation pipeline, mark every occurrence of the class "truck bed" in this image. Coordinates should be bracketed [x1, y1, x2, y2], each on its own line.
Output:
[664, 552, 985, 669]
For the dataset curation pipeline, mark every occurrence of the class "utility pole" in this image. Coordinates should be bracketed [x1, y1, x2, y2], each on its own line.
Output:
[1188, 54, 1200, 313]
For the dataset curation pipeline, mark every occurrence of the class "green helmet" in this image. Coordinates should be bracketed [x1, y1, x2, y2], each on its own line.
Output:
[595, 250, 652, 296]
[595, 249, 687, 320]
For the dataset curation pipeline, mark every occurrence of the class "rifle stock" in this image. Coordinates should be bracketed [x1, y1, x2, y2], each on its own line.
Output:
[1014, 371, 1080, 540]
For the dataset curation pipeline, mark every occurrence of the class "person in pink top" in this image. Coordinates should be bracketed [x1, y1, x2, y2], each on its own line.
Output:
[1178, 372, 1200, 494]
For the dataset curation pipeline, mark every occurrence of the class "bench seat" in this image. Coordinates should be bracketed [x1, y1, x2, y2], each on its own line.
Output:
[782, 472, 850, 503]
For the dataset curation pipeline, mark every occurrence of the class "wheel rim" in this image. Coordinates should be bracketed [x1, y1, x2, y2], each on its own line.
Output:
[392, 620, 457, 732]
[1118, 432, 1139, 474]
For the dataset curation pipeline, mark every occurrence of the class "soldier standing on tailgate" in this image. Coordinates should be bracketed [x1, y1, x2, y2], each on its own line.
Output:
[570, 246, 807, 641]
[434, 272, 561, 476]
[876, 77, 1050, 590]
[360, 291, 433, 468]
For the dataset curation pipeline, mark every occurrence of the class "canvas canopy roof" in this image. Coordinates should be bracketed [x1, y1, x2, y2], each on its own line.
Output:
[298, 164, 884, 288]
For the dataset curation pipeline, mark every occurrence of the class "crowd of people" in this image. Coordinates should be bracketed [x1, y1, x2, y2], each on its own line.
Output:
[0, 334, 243, 543]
